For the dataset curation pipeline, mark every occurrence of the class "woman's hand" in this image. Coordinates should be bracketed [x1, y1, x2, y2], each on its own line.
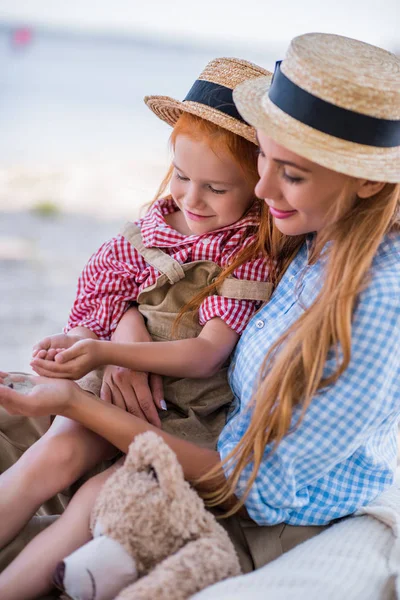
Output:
[30, 339, 103, 380]
[0, 373, 78, 417]
[103, 306, 166, 427]
[101, 366, 165, 427]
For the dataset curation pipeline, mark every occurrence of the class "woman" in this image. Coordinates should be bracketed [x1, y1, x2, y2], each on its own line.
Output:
[0, 32, 398, 600]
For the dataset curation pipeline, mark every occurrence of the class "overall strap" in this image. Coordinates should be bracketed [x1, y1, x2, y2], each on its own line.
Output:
[121, 222, 185, 285]
[217, 278, 273, 302]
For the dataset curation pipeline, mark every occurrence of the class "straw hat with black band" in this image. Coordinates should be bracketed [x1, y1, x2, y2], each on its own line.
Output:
[144, 58, 272, 145]
[233, 33, 400, 183]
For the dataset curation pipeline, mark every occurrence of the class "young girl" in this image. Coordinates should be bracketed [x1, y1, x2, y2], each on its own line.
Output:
[0, 33, 399, 599]
[0, 57, 273, 561]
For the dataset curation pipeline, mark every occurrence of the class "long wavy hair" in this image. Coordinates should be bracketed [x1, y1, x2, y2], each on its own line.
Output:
[200, 180, 400, 515]
[152, 112, 304, 324]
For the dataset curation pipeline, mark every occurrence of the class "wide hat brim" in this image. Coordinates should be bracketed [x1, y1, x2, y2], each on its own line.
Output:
[144, 79, 272, 146]
[233, 76, 400, 183]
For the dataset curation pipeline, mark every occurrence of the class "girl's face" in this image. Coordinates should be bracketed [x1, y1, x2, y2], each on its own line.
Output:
[170, 134, 255, 236]
[255, 131, 359, 236]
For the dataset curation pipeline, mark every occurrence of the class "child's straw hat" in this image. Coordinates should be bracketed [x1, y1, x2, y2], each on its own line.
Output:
[144, 58, 272, 145]
[233, 33, 400, 182]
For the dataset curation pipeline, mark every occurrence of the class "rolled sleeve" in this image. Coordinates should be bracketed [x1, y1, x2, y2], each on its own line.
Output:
[199, 296, 260, 334]
[65, 236, 142, 339]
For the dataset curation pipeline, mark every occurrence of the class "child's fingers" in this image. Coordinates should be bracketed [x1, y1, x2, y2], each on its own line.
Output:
[32, 337, 52, 353]
[30, 366, 68, 379]
[46, 348, 58, 361]
[32, 347, 48, 358]
[31, 361, 54, 377]
[54, 348, 77, 364]
[30, 358, 72, 378]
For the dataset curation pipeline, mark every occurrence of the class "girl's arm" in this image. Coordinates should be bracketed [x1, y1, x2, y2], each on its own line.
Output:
[110, 306, 151, 344]
[31, 318, 240, 380]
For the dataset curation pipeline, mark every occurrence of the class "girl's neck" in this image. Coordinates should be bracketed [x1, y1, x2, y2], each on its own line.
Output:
[164, 209, 196, 236]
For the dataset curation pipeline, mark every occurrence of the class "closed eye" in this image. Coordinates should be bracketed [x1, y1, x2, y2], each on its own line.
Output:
[208, 185, 227, 194]
[176, 172, 189, 182]
[282, 171, 304, 184]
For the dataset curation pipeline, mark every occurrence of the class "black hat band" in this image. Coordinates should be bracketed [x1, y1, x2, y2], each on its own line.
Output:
[184, 80, 246, 124]
[268, 61, 400, 148]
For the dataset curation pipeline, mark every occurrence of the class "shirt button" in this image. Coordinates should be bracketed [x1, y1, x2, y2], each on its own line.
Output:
[289, 275, 295, 282]
[255, 319, 264, 329]
[202, 238, 211, 246]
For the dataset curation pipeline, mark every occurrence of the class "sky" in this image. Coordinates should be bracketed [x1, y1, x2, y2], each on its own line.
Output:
[0, 0, 398, 53]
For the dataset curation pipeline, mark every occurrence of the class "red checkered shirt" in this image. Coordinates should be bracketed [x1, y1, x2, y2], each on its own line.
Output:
[66, 197, 270, 339]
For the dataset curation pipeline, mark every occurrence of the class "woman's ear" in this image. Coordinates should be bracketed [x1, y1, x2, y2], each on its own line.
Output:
[356, 180, 386, 199]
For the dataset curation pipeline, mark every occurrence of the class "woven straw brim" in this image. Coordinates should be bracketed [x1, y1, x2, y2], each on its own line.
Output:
[233, 76, 400, 183]
[144, 89, 272, 145]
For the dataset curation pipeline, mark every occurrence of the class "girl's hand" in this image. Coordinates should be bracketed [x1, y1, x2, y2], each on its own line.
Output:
[101, 366, 165, 427]
[30, 339, 102, 380]
[32, 333, 86, 362]
[0, 374, 77, 417]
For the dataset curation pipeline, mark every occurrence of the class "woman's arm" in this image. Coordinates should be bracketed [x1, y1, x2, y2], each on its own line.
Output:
[65, 389, 221, 485]
[0, 376, 222, 491]
[31, 318, 239, 380]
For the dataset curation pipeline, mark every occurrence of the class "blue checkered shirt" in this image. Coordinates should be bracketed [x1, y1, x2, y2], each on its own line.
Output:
[218, 232, 400, 525]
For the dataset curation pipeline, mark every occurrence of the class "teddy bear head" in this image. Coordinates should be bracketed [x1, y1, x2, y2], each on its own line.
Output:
[91, 431, 212, 574]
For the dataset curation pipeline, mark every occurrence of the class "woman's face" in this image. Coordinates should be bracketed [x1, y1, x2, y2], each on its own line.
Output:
[255, 131, 359, 236]
[170, 134, 255, 236]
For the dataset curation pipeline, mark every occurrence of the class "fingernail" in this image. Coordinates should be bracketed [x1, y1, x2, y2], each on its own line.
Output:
[160, 400, 167, 411]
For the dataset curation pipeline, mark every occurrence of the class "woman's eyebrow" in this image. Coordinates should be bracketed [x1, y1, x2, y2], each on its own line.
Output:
[273, 158, 311, 172]
[256, 134, 311, 172]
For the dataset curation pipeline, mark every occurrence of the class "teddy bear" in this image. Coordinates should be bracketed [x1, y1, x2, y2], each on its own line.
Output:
[53, 431, 241, 600]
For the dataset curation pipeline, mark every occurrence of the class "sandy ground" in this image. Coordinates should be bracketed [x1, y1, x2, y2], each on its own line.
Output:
[0, 158, 167, 218]
[0, 154, 170, 375]
[0, 209, 127, 372]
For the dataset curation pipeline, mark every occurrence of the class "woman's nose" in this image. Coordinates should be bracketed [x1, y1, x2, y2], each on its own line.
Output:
[255, 163, 280, 201]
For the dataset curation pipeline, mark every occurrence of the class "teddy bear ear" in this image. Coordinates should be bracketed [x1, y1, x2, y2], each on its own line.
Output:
[125, 432, 186, 498]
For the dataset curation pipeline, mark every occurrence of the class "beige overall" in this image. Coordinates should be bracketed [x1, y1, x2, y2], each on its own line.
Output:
[79, 222, 272, 449]
[0, 224, 325, 580]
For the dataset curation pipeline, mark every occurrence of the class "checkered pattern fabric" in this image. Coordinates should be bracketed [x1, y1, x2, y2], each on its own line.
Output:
[65, 198, 269, 338]
[218, 233, 400, 525]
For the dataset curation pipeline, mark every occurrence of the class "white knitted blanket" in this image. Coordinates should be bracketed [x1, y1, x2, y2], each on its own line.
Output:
[192, 478, 400, 600]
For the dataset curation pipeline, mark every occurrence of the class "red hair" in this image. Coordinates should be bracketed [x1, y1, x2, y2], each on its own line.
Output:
[151, 112, 297, 326]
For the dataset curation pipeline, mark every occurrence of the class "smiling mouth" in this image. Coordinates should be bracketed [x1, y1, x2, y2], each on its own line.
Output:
[185, 209, 213, 220]
[268, 206, 297, 219]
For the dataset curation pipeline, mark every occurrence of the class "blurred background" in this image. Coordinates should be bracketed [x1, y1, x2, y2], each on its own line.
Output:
[0, 0, 398, 371]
